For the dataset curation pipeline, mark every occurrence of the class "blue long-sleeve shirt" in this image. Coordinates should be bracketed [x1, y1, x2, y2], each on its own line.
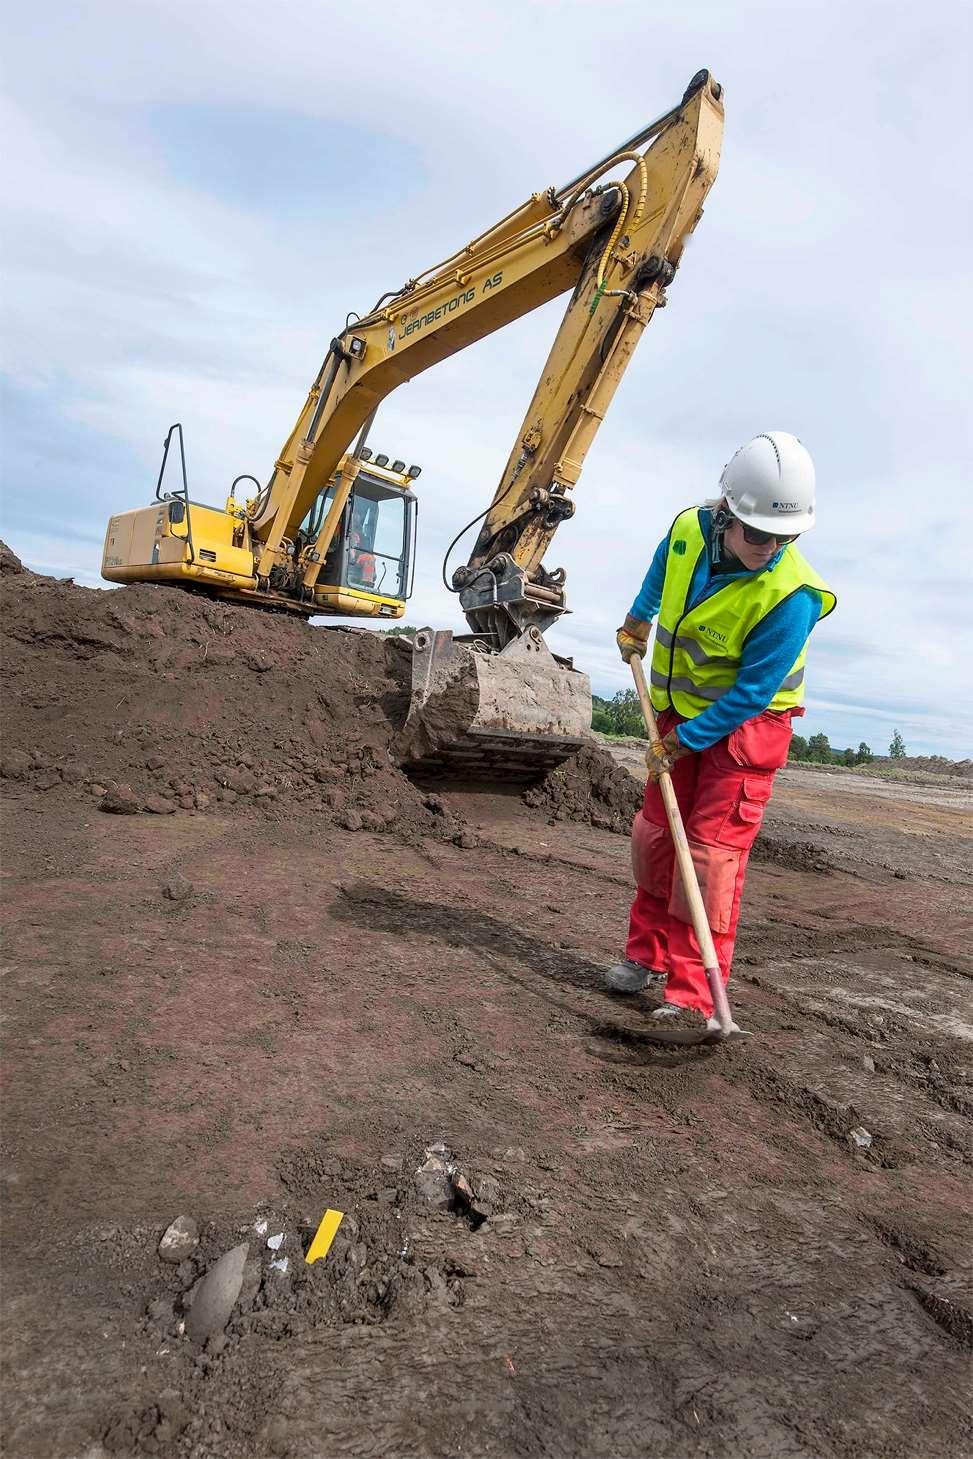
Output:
[629, 508, 822, 752]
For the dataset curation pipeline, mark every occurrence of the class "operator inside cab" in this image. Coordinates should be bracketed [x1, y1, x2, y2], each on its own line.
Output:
[607, 431, 836, 1034]
[347, 498, 377, 590]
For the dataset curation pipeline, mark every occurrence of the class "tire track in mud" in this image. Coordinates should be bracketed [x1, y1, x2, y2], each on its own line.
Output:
[727, 1018, 971, 1166]
[867, 1219, 948, 1278]
[740, 916, 973, 971]
[332, 881, 611, 996]
[865, 1220, 973, 1351]
[713, 1002, 973, 1358]
[733, 967, 973, 1115]
[730, 924, 973, 1149]
[906, 1284, 973, 1349]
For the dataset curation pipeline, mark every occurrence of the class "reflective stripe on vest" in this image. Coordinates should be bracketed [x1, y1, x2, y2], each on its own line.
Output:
[649, 663, 806, 702]
[649, 508, 835, 718]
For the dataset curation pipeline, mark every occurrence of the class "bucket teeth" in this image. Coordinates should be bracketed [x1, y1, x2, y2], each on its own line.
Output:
[395, 627, 591, 780]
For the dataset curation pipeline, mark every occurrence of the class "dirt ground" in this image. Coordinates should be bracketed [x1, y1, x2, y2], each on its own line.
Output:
[2, 760, 971, 1458]
[2, 554, 972, 1457]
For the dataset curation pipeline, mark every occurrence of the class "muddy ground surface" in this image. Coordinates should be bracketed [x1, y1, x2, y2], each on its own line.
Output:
[2, 559, 972, 1458]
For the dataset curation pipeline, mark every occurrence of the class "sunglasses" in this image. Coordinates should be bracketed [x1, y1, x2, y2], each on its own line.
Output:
[734, 517, 799, 548]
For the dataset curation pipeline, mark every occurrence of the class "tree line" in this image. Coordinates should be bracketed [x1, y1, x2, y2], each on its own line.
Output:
[592, 691, 908, 764]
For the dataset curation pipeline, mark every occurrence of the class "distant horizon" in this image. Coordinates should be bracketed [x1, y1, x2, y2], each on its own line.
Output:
[588, 685, 967, 763]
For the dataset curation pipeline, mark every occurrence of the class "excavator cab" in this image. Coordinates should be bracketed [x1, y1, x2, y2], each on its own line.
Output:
[298, 456, 418, 620]
[102, 431, 418, 622]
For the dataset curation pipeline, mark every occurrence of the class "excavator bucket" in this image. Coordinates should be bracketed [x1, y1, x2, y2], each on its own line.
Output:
[395, 627, 591, 780]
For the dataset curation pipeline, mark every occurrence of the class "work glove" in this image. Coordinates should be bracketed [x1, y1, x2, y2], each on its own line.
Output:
[616, 626, 649, 662]
[645, 729, 691, 783]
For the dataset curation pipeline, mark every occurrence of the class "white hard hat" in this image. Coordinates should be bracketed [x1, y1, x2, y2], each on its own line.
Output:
[719, 431, 816, 534]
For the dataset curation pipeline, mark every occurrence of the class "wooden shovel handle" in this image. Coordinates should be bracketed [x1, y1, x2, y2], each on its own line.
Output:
[628, 656, 721, 972]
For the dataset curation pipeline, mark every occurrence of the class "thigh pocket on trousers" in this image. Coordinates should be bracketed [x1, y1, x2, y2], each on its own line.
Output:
[631, 814, 674, 897]
[668, 839, 741, 935]
[716, 774, 774, 850]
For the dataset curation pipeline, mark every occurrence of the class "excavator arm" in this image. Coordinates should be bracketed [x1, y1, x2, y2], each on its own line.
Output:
[251, 70, 723, 646]
[102, 71, 723, 779]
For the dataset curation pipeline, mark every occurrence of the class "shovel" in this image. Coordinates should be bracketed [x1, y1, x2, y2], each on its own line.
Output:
[628, 656, 748, 1042]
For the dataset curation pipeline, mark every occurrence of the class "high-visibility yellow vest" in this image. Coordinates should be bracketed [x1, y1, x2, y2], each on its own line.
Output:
[649, 508, 836, 717]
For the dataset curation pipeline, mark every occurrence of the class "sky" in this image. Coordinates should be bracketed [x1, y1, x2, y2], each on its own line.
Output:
[2, 0, 971, 757]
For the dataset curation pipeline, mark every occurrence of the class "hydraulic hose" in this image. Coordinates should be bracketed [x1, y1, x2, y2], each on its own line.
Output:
[440, 476, 519, 594]
[589, 150, 650, 312]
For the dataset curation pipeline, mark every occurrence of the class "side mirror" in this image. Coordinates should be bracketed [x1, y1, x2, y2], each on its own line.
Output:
[168, 500, 186, 525]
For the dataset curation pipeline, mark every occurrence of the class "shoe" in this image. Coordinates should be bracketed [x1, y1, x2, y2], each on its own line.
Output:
[604, 960, 665, 994]
[650, 1001, 702, 1027]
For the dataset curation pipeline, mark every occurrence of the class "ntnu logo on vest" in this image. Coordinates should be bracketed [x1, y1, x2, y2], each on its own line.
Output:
[696, 623, 728, 643]
[772, 500, 799, 509]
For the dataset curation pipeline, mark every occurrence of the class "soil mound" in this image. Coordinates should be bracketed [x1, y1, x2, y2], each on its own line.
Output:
[750, 831, 833, 875]
[876, 755, 973, 779]
[0, 562, 460, 839]
[0, 548, 630, 837]
[523, 742, 642, 833]
[0, 539, 27, 576]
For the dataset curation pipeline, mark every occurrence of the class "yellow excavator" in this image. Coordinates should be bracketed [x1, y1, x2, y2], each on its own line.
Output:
[103, 71, 723, 773]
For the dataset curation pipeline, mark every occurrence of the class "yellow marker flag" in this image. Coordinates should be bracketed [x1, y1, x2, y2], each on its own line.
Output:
[305, 1208, 344, 1265]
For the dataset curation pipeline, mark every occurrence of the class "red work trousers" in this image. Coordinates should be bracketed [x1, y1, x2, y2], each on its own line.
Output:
[626, 707, 797, 1015]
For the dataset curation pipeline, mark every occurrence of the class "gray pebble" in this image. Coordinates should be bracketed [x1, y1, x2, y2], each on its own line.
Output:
[186, 1243, 249, 1345]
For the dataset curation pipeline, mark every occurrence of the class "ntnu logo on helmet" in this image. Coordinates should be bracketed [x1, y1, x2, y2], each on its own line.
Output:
[772, 500, 799, 510]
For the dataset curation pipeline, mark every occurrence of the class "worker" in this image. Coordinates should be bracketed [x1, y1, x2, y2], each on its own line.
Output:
[348, 500, 377, 589]
[606, 432, 836, 1032]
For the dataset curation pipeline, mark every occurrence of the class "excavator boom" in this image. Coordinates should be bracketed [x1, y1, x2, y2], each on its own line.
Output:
[102, 72, 723, 777]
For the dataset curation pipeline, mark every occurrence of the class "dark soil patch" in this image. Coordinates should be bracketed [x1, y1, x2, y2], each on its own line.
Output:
[750, 830, 834, 874]
[523, 742, 642, 833]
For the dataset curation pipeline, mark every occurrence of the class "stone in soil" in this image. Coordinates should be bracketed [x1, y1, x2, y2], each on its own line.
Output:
[415, 1157, 454, 1210]
[100, 784, 141, 815]
[158, 1215, 199, 1264]
[185, 1243, 249, 1345]
[161, 875, 193, 902]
